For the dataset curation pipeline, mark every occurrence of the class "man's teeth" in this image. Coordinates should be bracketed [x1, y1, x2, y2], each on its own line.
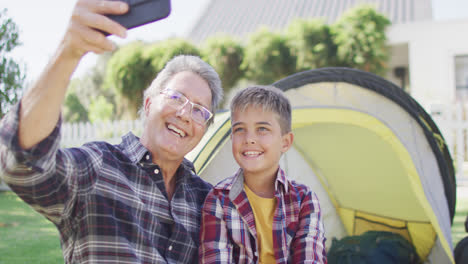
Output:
[168, 124, 186, 137]
[244, 151, 261, 156]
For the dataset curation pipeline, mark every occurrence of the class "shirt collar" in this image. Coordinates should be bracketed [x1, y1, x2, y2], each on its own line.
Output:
[120, 132, 149, 164]
[120, 132, 197, 181]
[229, 166, 289, 200]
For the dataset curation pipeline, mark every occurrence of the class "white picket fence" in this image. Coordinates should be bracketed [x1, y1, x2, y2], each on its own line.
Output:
[60, 119, 143, 147]
[430, 103, 468, 186]
[2, 106, 468, 190]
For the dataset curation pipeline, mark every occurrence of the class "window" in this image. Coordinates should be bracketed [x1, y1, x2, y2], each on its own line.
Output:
[455, 55, 468, 99]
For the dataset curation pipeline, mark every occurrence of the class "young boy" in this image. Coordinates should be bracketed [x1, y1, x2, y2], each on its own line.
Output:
[199, 85, 327, 263]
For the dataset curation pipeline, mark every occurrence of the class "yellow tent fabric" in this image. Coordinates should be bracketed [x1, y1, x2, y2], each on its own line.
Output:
[291, 107, 452, 261]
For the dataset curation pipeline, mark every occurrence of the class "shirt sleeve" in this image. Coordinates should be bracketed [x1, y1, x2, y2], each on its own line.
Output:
[0, 102, 102, 224]
[290, 189, 328, 263]
[199, 189, 233, 264]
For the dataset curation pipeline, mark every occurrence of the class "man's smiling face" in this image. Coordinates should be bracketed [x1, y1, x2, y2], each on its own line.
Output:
[141, 71, 212, 163]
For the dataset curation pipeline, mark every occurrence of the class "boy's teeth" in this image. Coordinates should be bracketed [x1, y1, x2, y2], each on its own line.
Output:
[244, 151, 261, 156]
[168, 124, 186, 137]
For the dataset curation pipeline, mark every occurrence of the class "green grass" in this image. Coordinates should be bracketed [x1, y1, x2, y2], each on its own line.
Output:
[0, 189, 467, 263]
[0, 191, 63, 264]
[453, 190, 468, 247]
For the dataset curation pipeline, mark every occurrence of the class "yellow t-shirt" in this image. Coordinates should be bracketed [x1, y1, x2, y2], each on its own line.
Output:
[244, 184, 277, 264]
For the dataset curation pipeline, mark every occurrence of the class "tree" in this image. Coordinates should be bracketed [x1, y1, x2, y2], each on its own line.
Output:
[88, 95, 114, 123]
[64, 52, 114, 123]
[146, 38, 201, 75]
[0, 9, 25, 118]
[286, 19, 337, 71]
[63, 91, 88, 123]
[242, 27, 297, 85]
[201, 35, 244, 101]
[331, 5, 391, 75]
[104, 41, 152, 119]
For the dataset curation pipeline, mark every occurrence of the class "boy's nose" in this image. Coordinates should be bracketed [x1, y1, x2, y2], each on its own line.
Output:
[245, 134, 256, 144]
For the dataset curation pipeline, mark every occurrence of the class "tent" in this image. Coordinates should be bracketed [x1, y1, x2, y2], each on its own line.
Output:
[187, 68, 456, 263]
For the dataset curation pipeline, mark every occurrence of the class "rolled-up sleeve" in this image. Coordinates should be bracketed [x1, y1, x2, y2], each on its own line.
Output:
[0, 102, 101, 224]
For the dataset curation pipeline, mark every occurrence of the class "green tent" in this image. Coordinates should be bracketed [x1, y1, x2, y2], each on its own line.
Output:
[187, 68, 456, 263]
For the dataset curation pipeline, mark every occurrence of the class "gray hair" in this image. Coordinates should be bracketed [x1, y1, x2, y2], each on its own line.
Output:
[230, 85, 292, 134]
[139, 55, 223, 127]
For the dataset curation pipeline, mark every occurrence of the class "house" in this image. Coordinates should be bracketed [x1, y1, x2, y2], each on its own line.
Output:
[186, 0, 468, 111]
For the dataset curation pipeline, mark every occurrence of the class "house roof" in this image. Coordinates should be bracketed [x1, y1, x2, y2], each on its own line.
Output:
[187, 0, 433, 43]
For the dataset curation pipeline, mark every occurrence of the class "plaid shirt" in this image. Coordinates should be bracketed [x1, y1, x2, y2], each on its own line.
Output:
[200, 168, 327, 264]
[0, 103, 211, 264]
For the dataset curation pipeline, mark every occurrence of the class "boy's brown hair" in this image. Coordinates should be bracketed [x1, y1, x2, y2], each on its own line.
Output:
[230, 85, 292, 134]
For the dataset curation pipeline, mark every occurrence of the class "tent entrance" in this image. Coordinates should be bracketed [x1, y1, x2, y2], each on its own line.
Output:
[292, 107, 450, 260]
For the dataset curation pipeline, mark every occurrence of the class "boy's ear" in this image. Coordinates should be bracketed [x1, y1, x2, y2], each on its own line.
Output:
[281, 132, 294, 153]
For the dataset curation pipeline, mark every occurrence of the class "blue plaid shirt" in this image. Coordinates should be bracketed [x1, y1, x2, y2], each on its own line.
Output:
[0, 103, 212, 263]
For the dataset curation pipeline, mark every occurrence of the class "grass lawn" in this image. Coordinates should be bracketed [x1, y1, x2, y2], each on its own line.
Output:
[0, 188, 467, 263]
[0, 191, 63, 264]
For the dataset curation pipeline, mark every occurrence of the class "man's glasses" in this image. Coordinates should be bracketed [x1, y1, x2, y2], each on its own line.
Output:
[160, 89, 213, 125]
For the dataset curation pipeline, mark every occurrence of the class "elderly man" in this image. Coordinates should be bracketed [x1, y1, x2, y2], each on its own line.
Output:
[0, 0, 222, 263]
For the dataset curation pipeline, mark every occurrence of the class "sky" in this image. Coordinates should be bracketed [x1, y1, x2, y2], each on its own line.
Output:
[2, 0, 468, 85]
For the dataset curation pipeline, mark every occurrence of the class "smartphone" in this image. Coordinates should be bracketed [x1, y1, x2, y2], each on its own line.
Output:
[105, 0, 171, 35]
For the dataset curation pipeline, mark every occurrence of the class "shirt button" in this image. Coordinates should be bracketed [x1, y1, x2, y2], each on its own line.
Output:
[154, 169, 159, 174]
[168, 245, 173, 251]
[146, 155, 150, 160]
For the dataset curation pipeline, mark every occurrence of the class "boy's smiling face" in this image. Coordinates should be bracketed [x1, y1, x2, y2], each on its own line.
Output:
[231, 106, 293, 178]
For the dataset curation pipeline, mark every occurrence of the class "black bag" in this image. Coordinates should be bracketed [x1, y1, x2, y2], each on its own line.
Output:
[328, 231, 421, 264]
[455, 236, 468, 264]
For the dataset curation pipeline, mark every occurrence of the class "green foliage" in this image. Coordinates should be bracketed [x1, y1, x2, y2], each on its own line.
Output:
[63, 91, 88, 123]
[286, 19, 337, 71]
[104, 41, 152, 119]
[331, 5, 391, 75]
[88, 95, 114, 123]
[145, 38, 201, 74]
[77, 5, 391, 118]
[65, 52, 114, 123]
[201, 35, 244, 93]
[0, 9, 25, 118]
[242, 27, 297, 84]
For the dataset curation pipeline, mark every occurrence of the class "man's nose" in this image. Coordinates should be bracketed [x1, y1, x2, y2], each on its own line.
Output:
[176, 101, 192, 121]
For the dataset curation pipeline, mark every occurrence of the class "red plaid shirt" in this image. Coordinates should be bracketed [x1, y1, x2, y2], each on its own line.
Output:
[200, 168, 327, 263]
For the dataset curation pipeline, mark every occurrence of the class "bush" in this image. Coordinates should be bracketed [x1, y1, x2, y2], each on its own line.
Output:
[202, 35, 244, 99]
[242, 27, 297, 84]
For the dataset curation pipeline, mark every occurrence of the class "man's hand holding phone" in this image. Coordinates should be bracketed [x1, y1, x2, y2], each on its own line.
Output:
[105, 0, 171, 35]
[62, 0, 129, 60]
[62, 0, 170, 61]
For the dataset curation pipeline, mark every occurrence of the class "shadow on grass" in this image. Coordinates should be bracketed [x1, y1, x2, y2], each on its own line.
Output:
[0, 191, 63, 264]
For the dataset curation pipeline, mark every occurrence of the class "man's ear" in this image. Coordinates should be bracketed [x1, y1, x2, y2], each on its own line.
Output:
[281, 132, 294, 153]
[144, 97, 152, 116]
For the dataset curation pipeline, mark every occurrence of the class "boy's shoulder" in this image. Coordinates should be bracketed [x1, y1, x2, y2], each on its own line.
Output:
[282, 173, 315, 200]
[212, 172, 239, 191]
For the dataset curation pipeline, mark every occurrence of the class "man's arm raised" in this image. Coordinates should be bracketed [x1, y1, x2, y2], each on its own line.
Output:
[18, 0, 128, 149]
